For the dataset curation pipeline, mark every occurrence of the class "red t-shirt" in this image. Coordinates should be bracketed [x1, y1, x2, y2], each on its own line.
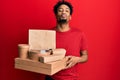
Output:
[51, 28, 88, 80]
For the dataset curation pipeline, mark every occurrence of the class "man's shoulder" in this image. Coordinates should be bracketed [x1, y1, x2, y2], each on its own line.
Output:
[71, 28, 86, 38]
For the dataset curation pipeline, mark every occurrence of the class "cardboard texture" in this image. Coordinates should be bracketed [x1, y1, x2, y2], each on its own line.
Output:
[15, 58, 66, 75]
[39, 54, 65, 63]
[15, 30, 66, 75]
[29, 30, 56, 50]
[28, 49, 66, 63]
[18, 44, 30, 59]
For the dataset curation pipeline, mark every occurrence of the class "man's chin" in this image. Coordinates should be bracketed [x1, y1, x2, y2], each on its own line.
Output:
[58, 19, 67, 24]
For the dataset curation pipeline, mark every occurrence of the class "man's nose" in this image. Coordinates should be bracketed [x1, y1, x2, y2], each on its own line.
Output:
[62, 10, 66, 13]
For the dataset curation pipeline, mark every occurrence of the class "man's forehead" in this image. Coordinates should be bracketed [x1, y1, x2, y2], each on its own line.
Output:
[58, 4, 70, 9]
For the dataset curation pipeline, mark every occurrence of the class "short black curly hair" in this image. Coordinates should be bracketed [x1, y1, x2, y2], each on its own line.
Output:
[53, 1, 73, 15]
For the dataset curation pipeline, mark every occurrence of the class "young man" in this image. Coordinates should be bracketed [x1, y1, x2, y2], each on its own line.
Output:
[46, 1, 88, 80]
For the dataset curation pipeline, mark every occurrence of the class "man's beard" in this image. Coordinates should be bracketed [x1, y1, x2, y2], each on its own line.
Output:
[58, 19, 67, 24]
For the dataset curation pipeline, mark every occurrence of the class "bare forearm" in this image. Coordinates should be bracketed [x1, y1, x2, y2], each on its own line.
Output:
[78, 55, 88, 63]
[78, 50, 88, 63]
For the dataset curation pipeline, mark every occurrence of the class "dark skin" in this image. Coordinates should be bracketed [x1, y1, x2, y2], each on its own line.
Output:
[55, 4, 88, 69]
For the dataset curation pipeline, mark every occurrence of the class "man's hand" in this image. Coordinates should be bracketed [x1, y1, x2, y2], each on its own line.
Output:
[64, 56, 81, 69]
[64, 50, 88, 69]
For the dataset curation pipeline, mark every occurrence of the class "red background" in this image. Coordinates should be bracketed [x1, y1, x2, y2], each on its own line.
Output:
[0, 0, 120, 80]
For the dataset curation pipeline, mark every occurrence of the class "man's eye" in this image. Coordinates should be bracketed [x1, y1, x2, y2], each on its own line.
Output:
[66, 10, 70, 12]
[58, 9, 63, 12]
[66, 10, 69, 12]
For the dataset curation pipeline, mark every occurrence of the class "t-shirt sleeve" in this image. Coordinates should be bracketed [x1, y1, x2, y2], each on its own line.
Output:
[80, 32, 88, 50]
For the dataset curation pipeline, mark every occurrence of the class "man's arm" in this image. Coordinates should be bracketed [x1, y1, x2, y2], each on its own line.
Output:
[64, 50, 88, 69]
[79, 50, 88, 63]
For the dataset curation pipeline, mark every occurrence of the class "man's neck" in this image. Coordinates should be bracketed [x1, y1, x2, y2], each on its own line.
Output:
[56, 23, 70, 32]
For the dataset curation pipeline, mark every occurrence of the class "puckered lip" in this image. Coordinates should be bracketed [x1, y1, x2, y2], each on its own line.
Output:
[61, 13, 67, 18]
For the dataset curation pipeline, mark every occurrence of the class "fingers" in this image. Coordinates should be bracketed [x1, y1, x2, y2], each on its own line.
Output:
[63, 56, 81, 70]
[64, 63, 72, 69]
[64, 56, 76, 69]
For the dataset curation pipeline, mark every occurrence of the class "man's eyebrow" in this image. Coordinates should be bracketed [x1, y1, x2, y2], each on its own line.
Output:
[66, 8, 70, 10]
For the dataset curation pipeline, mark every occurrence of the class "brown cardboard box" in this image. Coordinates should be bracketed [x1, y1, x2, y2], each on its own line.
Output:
[15, 58, 67, 75]
[39, 54, 65, 63]
[29, 30, 56, 50]
[15, 30, 66, 75]
[28, 49, 66, 63]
